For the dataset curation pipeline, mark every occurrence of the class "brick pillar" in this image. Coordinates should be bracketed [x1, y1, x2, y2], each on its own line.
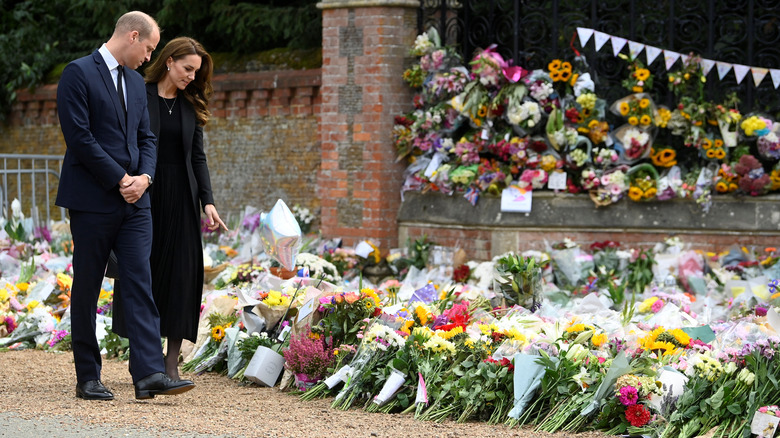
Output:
[317, 0, 419, 252]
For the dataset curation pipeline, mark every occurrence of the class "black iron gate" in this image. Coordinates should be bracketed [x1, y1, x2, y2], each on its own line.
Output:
[418, 0, 780, 113]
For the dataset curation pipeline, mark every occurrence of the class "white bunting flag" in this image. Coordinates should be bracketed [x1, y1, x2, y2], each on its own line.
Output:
[680, 53, 690, 66]
[751, 67, 768, 87]
[664, 50, 681, 70]
[628, 41, 645, 60]
[771, 69, 780, 89]
[733, 64, 750, 84]
[645, 45, 662, 65]
[699, 58, 715, 76]
[611, 36, 628, 57]
[593, 31, 610, 51]
[577, 27, 594, 47]
[716, 61, 732, 80]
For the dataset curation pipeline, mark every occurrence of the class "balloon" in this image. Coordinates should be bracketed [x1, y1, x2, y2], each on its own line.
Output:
[260, 199, 302, 271]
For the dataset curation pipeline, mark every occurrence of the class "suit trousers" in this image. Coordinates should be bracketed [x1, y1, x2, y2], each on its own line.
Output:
[69, 203, 164, 384]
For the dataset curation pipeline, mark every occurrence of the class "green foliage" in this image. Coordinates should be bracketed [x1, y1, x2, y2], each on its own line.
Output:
[494, 253, 547, 309]
[626, 249, 656, 294]
[100, 326, 130, 360]
[0, 0, 322, 116]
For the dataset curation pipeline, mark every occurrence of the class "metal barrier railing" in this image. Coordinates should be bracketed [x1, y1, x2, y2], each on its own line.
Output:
[0, 154, 65, 225]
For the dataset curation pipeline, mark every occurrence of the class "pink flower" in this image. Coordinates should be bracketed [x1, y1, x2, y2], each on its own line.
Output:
[760, 406, 769, 413]
[651, 299, 664, 313]
[618, 386, 639, 406]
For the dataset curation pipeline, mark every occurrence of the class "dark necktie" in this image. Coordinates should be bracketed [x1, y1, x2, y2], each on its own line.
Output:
[116, 65, 127, 115]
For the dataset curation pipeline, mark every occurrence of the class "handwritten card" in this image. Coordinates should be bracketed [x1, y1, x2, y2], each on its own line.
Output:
[296, 298, 317, 323]
[751, 411, 780, 438]
[548, 171, 567, 190]
[500, 186, 532, 213]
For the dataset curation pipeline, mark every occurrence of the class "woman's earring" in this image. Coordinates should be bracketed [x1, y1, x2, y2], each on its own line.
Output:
[167, 66, 170, 71]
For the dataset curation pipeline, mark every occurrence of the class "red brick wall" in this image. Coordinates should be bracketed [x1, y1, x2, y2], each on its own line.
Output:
[318, 5, 417, 252]
[0, 69, 322, 223]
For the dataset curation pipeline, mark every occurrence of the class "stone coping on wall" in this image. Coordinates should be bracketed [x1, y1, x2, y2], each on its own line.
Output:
[7, 69, 322, 125]
[398, 190, 780, 234]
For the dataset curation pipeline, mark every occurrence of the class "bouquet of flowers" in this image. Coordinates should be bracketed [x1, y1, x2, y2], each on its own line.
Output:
[611, 93, 658, 128]
[626, 163, 659, 202]
[589, 166, 629, 207]
[734, 153, 772, 196]
[283, 328, 336, 390]
[614, 125, 653, 161]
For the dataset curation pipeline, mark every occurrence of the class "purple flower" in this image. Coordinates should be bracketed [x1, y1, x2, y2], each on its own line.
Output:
[755, 306, 768, 317]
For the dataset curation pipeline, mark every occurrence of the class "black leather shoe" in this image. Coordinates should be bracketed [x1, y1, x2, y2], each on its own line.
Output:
[134, 372, 194, 400]
[76, 380, 114, 401]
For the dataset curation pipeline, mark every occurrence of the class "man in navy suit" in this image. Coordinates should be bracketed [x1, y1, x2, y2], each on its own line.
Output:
[57, 11, 194, 400]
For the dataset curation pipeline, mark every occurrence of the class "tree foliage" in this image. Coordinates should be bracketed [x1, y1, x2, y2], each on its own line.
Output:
[0, 0, 322, 118]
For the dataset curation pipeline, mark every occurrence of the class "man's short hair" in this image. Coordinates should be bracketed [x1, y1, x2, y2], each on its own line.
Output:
[114, 11, 158, 40]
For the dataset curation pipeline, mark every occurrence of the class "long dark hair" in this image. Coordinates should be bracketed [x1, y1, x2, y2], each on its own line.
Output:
[145, 37, 213, 125]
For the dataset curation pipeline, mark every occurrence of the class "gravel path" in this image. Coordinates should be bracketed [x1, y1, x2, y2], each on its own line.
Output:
[0, 350, 612, 438]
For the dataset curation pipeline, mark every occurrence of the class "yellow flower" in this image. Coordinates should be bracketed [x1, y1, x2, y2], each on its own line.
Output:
[566, 323, 586, 333]
[619, 101, 630, 116]
[714, 139, 724, 148]
[591, 332, 608, 347]
[635, 68, 650, 81]
[588, 119, 600, 129]
[706, 149, 717, 158]
[415, 305, 429, 325]
[639, 98, 650, 109]
[643, 187, 657, 199]
[639, 114, 652, 125]
[0, 288, 8, 303]
[638, 297, 660, 313]
[57, 273, 73, 292]
[628, 116, 639, 126]
[628, 186, 644, 201]
[701, 138, 713, 150]
[477, 105, 488, 118]
[438, 325, 464, 340]
[632, 86, 643, 93]
[715, 149, 726, 159]
[670, 329, 691, 347]
[716, 181, 730, 193]
[569, 72, 579, 86]
[211, 325, 225, 341]
[26, 300, 40, 311]
[16, 282, 29, 292]
[548, 59, 562, 72]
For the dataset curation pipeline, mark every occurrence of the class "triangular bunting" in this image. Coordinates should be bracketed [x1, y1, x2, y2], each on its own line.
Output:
[628, 41, 645, 60]
[664, 50, 681, 70]
[771, 69, 780, 89]
[593, 31, 610, 51]
[733, 64, 750, 84]
[716, 61, 732, 80]
[645, 45, 662, 65]
[577, 27, 594, 47]
[751, 67, 768, 87]
[611, 36, 628, 57]
[699, 59, 715, 76]
[680, 53, 690, 66]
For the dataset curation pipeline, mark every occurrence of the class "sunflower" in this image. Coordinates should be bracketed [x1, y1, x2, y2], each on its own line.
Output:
[669, 328, 691, 347]
[706, 149, 717, 158]
[639, 98, 650, 109]
[548, 59, 562, 72]
[715, 149, 726, 159]
[628, 186, 644, 201]
[640, 114, 652, 125]
[714, 139, 724, 148]
[632, 85, 643, 93]
[643, 187, 657, 199]
[569, 72, 580, 86]
[715, 181, 730, 193]
[559, 70, 572, 82]
[477, 105, 488, 118]
[628, 116, 639, 126]
[415, 305, 429, 325]
[635, 68, 650, 81]
[701, 138, 713, 150]
[211, 325, 225, 342]
[619, 101, 630, 115]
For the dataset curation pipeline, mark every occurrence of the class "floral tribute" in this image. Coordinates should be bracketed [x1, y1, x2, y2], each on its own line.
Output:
[3, 199, 780, 438]
[395, 30, 780, 208]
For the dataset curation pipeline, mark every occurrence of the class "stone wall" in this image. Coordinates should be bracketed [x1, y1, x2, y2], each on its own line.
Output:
[0, 69, 322, 225]
[398, 191, 780, 260]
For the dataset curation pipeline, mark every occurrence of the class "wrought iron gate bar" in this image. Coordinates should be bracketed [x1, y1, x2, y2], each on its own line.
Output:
[418, 0, 780, 113]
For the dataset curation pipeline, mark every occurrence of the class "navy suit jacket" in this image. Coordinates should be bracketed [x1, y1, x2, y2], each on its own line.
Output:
[56, 49, 156, 212]
[145, 82, 214, 216]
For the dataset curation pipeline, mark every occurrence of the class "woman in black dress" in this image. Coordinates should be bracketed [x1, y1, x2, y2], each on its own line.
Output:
[116, 37, 227, 380]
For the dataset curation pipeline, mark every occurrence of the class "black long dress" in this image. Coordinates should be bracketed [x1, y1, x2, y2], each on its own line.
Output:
[112, 96, 204, 343]
[149, 95, 203, 342]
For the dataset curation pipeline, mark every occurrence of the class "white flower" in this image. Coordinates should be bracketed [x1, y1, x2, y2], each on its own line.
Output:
[413, 33, 433, 54]
[573, 73, 595, 96]
[11, 199, 23, 221]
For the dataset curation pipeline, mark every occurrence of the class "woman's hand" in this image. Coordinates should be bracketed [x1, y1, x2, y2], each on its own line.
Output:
[204, 204, 228, 231]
